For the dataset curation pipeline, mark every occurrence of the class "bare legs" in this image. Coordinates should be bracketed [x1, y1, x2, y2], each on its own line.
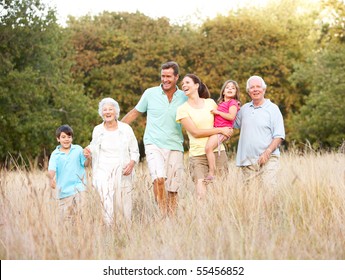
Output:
[153, 177, 177, 218]
[153, 177, 167, 215]
[205, 134, 227, 179]
[205, 134, 219, 179]
[167, 191, 178, 217]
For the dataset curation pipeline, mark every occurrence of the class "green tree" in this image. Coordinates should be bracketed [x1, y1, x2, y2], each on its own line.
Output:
[288, 0, 345, 149]
[196, 0, 318, 111]
[0, 0, 96, 165]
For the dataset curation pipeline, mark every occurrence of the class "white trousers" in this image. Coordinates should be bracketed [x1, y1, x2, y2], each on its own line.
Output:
[94, 172, 133, 225]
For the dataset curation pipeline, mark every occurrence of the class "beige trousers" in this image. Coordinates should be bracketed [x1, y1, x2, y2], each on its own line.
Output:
[240, 156, 280, 189]
[58, 191, 86, 221]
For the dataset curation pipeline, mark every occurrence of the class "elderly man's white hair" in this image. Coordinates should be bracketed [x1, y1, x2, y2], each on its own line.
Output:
[246, 75, 267, 93]
[98, 97, 120, 120]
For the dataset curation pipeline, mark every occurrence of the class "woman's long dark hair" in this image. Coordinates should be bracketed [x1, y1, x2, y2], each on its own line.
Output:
[184, 74, 210, 99]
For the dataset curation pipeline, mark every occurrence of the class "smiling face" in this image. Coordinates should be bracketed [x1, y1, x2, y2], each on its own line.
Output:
[161, 68, 179, 94]
[57, 132, 72, 150]
[102, 103, 117, 123]
[223, 82, 238, 101]
[181, 76, 199, 96]
[248, 77, 266, 106]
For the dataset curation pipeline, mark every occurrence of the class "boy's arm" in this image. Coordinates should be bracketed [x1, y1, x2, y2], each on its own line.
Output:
[48, 170, 56, 189]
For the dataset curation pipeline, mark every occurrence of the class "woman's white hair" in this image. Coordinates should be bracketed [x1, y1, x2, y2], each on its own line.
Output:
[246, 75, 267, 93]
[98, 97, 120, 120]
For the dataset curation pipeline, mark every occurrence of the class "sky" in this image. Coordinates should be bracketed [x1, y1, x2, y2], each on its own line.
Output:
[41, 0, 269, 26]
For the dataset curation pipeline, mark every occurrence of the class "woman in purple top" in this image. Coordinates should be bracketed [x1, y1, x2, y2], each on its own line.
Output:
[205, 80, 241, 180]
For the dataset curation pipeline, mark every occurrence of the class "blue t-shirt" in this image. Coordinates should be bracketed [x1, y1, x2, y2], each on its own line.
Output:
[48, 144, 86, 199]
[135, 85, 187, 152]
[235, 99, 285, 166]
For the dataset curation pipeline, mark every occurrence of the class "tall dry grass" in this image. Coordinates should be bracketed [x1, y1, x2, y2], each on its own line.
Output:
[0, 151, 344, 260]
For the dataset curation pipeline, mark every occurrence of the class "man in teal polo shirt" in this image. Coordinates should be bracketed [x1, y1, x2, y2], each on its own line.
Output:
[122, 61, 187, 217]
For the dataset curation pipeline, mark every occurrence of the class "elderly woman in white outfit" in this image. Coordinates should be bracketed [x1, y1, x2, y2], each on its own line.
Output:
[84, 98, 140, 225]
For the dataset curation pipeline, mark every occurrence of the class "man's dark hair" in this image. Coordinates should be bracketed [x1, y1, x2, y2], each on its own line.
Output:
[56, 124, 74, 138]
[161, 61, 179, 76]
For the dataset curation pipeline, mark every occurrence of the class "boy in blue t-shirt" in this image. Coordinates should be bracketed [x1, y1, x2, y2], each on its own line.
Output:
[48, 125, 87, 219]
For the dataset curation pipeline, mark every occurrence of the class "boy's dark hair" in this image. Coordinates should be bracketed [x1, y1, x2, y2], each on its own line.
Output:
[56, 124, 74, 138]
[161, 61, 179, 76]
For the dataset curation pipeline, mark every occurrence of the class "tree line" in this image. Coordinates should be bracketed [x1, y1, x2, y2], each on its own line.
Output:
[0, 0, 344, 166]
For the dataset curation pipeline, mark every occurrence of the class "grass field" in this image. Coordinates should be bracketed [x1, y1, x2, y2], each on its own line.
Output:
[0, 151, 344, 260]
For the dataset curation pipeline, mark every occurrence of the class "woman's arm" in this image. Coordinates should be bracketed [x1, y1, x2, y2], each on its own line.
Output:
[180, 117, 232, 138]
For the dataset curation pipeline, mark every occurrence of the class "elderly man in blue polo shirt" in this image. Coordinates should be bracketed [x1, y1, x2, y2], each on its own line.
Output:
[235, 75, 285, 189]
[122, 61, 187, 217]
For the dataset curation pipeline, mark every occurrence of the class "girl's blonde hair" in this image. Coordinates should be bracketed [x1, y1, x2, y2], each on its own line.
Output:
[217, 80, 240, 104]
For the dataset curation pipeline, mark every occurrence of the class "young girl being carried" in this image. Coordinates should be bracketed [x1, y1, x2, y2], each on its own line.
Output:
[205, 80, 241, 181]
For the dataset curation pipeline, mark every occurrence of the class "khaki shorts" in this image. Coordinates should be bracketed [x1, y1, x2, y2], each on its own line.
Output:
[189, 151, 228, 181]
[145, 144, 185, 192]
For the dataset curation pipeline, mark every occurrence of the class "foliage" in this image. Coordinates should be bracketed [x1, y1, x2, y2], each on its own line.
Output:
[288, 0, 345, 149]
[0, 0, 96, 165]
[288, 49, 345, 148]
[198, 0, 318, 111]
[318, 0, 345, 44]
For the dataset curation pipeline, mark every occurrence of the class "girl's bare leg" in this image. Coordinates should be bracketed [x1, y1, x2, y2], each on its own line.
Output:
[205, 134, 219, 178]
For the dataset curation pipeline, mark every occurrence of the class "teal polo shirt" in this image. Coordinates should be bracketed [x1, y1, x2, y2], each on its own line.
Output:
[135, 85, 187, 152]
[48, 144, 86, 199]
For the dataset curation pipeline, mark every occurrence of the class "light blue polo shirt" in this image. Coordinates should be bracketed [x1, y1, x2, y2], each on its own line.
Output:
[135, 85, 187, 152]
[235, 99, 285, 166]
[48, 144, 86, 199]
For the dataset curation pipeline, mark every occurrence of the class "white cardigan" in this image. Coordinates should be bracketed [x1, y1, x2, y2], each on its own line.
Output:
[88, 121, 140, 177]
